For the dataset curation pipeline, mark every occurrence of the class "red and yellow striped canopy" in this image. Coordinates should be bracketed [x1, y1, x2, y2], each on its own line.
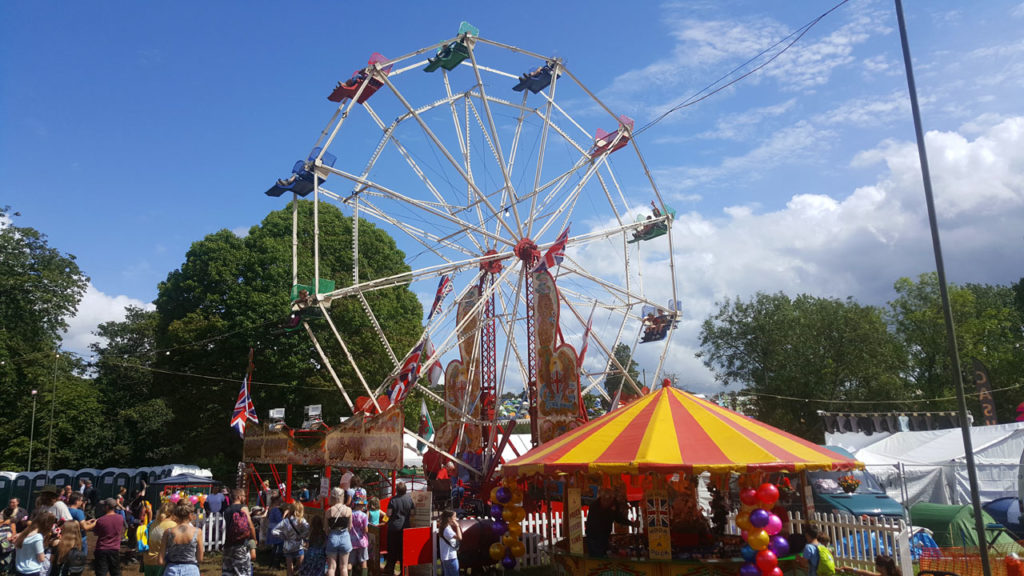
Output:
[504, 384, 860, 476]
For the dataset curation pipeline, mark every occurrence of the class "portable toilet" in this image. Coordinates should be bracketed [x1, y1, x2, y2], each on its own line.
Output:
[11, 472, 34, 507]
[51, 469, 75, 489]
[74, 468, 100, 492]
[113, 468, 134, 497]
[98, 468, 120, 499]
[0, 472, 15, 503]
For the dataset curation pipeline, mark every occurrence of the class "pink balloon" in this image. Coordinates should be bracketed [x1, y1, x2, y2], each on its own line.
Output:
[765, 514, 783, 535]
[741, 530, 749, 541]
[169, 494, 181, 503]
[189, 495, 199, 504]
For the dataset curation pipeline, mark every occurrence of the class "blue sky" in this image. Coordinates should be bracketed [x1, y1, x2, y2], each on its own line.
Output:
[3, 0, 1022, 393]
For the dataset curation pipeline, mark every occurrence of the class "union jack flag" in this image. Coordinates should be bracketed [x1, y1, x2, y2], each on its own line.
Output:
[532, 225, 570, 273]
[646, 497, 670, 528]
[390, 339, 425, 404]
[426, 275, 454, 321]
[230, 358, 258, 439]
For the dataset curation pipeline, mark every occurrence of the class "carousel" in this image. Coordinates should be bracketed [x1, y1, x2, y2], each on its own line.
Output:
[499, 379, 861, 576]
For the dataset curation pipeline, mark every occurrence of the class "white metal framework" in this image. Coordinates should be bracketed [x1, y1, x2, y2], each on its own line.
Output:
[284, 29, 680, 451]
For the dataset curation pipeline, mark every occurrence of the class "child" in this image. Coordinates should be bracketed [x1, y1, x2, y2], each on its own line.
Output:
[366, 497, 381, 526]
[298, 518, 327, 576]
[438, 510, 462, 576]
[349, 496, 369, 576]
[272, 503, 310, 576]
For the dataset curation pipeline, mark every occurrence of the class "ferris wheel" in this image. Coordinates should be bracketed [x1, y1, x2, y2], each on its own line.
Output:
[266, 22, 680, 461]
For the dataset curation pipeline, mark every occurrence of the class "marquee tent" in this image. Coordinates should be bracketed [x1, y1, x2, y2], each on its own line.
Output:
[853, 421, 1024, 507]
[504, 382, 859, 476]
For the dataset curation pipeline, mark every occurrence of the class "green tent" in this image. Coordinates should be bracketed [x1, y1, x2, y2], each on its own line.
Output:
[910, 502, 1024, 551]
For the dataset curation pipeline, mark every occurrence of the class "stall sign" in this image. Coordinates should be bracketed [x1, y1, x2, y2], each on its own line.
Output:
[409, 490, 433, 528]
[325, 407, 404, 470]
[645, 488, 671, 561]
[533, 270, 582, 443]
[567, 487, 584, 555]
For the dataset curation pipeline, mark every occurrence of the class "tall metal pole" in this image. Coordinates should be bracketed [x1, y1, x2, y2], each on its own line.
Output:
[46, 351, 58, 479]
[894, 3, 990, 575]
[27, 389, 38, 471]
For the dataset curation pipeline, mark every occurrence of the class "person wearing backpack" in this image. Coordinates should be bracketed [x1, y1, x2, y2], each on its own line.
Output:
[271, 503, 310, 576]
[220, 488, 256, 576]
[816, 534, 836, 576]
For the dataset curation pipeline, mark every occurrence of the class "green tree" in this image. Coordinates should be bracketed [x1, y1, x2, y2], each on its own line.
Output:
[697, 292, 906, 440]
[602, 343, 641, 409]
[888, 274, 1024, 422]
[0, 207, 89, 470]
[90, 306, 175, 466]
[152, 201, 422, 478]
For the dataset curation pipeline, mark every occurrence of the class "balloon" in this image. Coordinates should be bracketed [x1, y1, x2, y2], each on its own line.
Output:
[496, 486, 512, 504]
[741, 530, 749, 541]
[508, 506, 525, 523]
[768, 568, 784, 576]
[501, 555, 517, 570]
[755, 549, 778, 572]
[489, 542, 505, 561]
[769, 535, 790, 557]
[510, 541, 526, 557]
[501, 532, 519, 548]
[491, 519, 508, 536]
[507, 523, 523, 538]
[741, 545, 757, 563]
[740, 488, 759, 506]
[749, 508, 770, 528]
[740, 562, 761, 576]
[169, 494, 181, 503]
[757, 483, 779, 505]
[747, 529, 770, 551]
[490, 504, 504, 519]
[736, 510, 752, 531]
[490, 487, 501, 503]
[189, 495, 199, 504]
[765, 514, 783, 536]
[510, 487, 524, 505]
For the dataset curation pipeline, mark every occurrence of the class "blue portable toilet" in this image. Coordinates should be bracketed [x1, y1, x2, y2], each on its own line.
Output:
[98, 468, 120, 499]
[0, 472, 15, 503]
[74, 468, 100, 492]
[51, 469, 75, 489]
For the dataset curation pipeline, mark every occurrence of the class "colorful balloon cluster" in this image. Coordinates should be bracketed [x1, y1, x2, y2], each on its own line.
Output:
[160, 491, 206, 508]
[487, 480, 526, 569]
[736, 482, 789, 576]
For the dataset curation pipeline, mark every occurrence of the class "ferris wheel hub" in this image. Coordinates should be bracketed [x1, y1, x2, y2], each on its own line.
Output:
[513, 238, 540, 263]
[480, 249, 504, 275]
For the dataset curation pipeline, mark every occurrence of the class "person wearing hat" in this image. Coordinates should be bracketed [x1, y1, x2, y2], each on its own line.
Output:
[37, 485, 73, 522]
[349, 494, 369, 576]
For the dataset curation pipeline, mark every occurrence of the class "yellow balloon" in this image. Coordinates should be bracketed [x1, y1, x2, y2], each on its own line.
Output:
[489, 542, 505, 561]
[501, 533, 519, 548]
[747, 529, 770, 551]
[511, 505, 527, 522]
[510, 541, 526, 557]
[736, 511, 751, 531]
[507, 523, 523, 538]
[510, 487, 524, 504]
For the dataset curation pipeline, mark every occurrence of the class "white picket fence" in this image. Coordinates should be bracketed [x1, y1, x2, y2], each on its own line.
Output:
[201, 507, 911, 574]
[791, 511, 913, 576]
[199, 512, 227, 552]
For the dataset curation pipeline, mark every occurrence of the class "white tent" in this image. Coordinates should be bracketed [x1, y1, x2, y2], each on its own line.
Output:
[852, 421, 1024, 507]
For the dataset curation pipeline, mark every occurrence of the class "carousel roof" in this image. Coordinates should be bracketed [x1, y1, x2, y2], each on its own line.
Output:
[503, 382, 861, 476]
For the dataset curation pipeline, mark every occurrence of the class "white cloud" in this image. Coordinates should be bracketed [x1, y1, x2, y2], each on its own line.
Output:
[232, 226, 251, 238]
[697, 99, 797, 140]
[62, 283, 155, 356]
[577, 115, 1024, 394]
[1014, 2, 1024, 18]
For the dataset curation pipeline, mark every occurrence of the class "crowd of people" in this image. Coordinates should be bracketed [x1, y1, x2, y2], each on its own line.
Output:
[0, 472, 467, 576]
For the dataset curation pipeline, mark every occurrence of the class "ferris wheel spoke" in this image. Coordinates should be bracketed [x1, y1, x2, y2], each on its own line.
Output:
[320, 165, 514, 249]
[352, 197, 473, 261]
[377, 73, 520, 241]
[361, 103, 487, 255]
[557, 290, 643, 397]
